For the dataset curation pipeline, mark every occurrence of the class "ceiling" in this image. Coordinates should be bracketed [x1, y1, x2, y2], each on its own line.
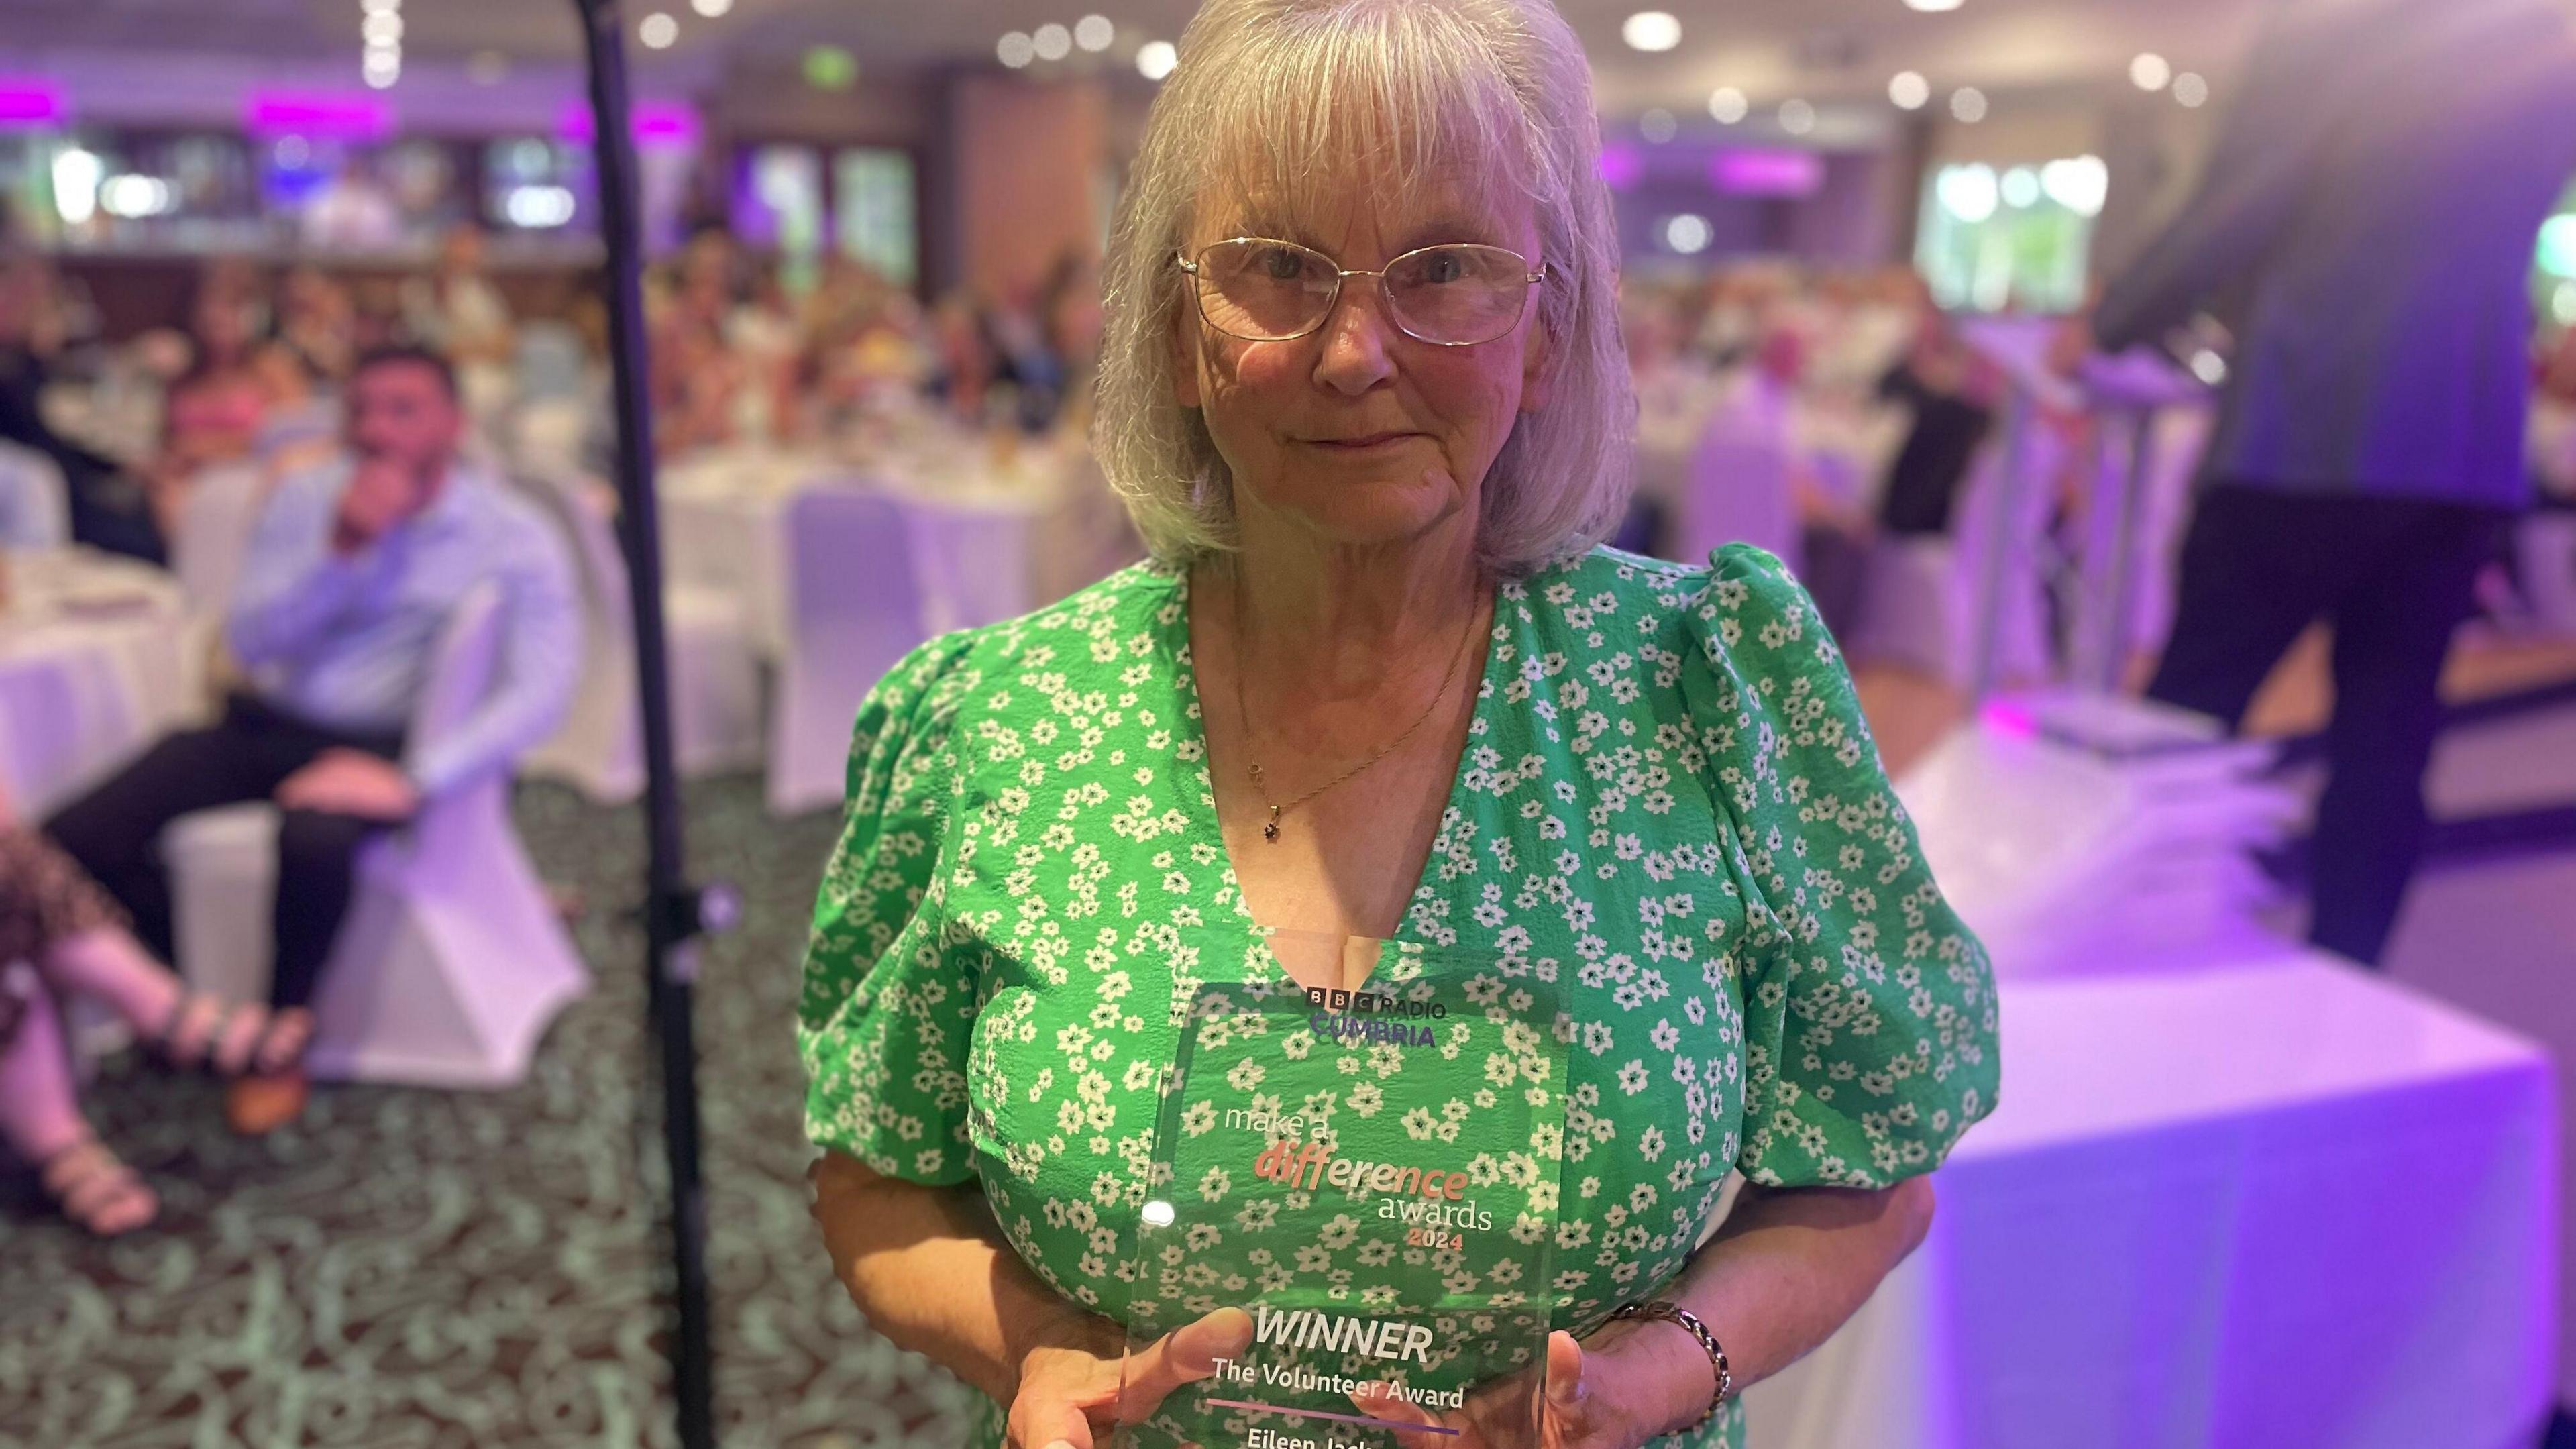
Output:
[1, 0, 2271, 113]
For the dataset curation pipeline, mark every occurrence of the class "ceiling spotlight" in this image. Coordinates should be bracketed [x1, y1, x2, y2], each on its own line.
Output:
[1138, 39, 1178, 80]
[691, 0, 733, 15]
[1032, 23, 1072, 60]
[2129, 52, 2171, 91]
[361, 11, 402, 44]
[1640, 108, 1677, 143]
[362, 54, 401, 87]
[2172, 72, 2210, 107]
[1709, 87, 1748, 125]
[638, 11, 679, 48]
[1905, 0, 1964, 11]
[1662, 214, 1712, 255]
[1075, 15, 1115, 52]
[1888, 70, 1930, 110]
[1950, 86, 1988, 123]
[1778, 98, 1817, 136]
[1622, 11, 1681, 52]
[360, 0, 400, 13]
[997, 31, 1036, 68]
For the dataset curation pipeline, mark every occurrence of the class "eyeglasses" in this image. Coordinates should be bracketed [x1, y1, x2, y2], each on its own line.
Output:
[1174, 237, 1547, 347]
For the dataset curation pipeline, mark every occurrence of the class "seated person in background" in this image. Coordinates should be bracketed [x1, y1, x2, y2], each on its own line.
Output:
[141, 283, 274, 541]
[0, 777, 303, 1237]
[0, 257, 164, 564]
[44, 345, 581, 1138]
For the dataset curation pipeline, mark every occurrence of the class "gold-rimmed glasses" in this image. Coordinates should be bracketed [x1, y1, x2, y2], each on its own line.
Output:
[1174, 237, 1548, 347]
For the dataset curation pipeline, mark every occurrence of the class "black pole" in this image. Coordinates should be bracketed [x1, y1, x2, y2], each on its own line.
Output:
[570, 3, 718, 1447]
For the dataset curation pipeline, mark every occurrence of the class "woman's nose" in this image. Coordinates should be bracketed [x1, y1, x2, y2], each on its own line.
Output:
[1311, 280, 1397, 396]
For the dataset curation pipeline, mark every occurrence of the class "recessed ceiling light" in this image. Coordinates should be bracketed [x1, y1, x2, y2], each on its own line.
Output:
[2129, 52, 2171, 91]
[2172, 72, 2209, 107]
[1640, 108, 1677, 143]
[1905, 0, 1964, 11]
[1709, 86, 1748, 125]
[1075, 15, 1115, 52]
[1032, 23, 1072, 60]
[1888, 70, 1930, 109]
[997, 31, 1035, 68]
[691, 0, 732, 15]
[638, 11, 678, 48]
[360, 0, 400, 13]
[361, 11, 402, 45]
[1138, 40, 1177, 80]
[1778, 98, 1817, 135]
[1950, 86, 1988, 123]
[1622, 11, 1681, 52]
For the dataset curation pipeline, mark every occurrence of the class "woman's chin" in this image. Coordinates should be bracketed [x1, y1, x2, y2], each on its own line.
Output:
[1253, 488, 1466, 551]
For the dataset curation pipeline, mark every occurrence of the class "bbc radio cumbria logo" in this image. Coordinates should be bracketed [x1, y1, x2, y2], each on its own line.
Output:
[1299, 985, 1448, 1049]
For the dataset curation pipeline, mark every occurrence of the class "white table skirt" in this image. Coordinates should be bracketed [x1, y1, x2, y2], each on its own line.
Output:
[0, 551, 197, 816]
[659, 448, 1056, 655]
[1744, 953, 2557, 1449]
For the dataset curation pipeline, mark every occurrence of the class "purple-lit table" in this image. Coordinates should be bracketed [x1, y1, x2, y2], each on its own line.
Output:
[1743, 950, 2557, 1449]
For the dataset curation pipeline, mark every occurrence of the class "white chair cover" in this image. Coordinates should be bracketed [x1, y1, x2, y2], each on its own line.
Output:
[0, 439, 69, 550]
[515, 472, 763, 800]
[767, 490, 928, 816]
[1671, 423, 1801, 574]
[165, 586, 589, 1088]
[170, 461, 272, 621]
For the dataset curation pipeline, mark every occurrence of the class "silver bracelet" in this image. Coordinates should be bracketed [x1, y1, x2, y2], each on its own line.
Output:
[1607, 1299, 1733, 1432]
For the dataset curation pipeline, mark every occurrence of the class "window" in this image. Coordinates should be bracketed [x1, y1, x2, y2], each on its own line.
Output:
[1915, 156, 2106, 314]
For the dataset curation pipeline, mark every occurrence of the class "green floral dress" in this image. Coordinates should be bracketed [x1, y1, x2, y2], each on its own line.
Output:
[800, 543, 2001, 1449]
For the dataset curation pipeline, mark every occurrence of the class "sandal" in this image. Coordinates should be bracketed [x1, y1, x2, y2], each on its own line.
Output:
[40, 1137, 158, 1238]
[247, 1007, 314, 1078]
[147, 993, 311, 1078]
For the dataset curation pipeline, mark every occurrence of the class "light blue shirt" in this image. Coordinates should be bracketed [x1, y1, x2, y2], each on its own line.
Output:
[227, 455, 582, 797]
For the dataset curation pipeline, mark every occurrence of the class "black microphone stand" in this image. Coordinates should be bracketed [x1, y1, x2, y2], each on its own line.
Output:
[569, 3, 724, 1445]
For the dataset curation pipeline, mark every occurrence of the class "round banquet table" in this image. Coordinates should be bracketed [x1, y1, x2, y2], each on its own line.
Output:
[0, 549, 199, 818]
[657, 440, 1063, 654]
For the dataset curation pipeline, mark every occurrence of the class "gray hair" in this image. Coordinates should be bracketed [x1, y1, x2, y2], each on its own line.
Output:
[1091, 0, 1635, 577]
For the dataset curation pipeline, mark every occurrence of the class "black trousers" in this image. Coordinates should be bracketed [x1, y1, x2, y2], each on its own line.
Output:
[44, 694, 406, 1010]
[2145, 484, 2508, 966]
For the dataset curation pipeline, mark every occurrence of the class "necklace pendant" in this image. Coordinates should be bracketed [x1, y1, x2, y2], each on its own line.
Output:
[1263, 805, 1281, 843]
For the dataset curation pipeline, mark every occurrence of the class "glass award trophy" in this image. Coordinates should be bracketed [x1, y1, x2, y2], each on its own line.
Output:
[1116, 935, 1568, 1449]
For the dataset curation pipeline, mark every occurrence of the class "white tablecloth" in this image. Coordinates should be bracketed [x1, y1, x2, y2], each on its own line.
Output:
[1746, 952, 2556, 1449]
[0, 550, 197, 816]
[658, 442, 1059, 653]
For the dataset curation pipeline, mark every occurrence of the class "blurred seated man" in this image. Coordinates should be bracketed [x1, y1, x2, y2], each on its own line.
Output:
[43, 345, 580, 1135]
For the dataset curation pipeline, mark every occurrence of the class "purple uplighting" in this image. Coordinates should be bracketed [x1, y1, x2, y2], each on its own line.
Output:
[559, 99, 702, 148]
[1710, 149, 1825, 197]
[244, 90, 393, 139]
[0, 78, 66, 127]
[1599, 143, 1645, 191]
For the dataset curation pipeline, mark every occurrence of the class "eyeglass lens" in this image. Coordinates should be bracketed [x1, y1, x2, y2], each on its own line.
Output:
[1192, 239, 1531, 345]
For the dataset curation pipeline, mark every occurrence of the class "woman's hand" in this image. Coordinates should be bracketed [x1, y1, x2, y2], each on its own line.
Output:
[1009, 1307, 1255, 1449]
[1350, 1322, 1710, 1449]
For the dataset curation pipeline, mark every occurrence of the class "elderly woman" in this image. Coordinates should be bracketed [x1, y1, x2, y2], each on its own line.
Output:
[802, 2, 2000, 1447]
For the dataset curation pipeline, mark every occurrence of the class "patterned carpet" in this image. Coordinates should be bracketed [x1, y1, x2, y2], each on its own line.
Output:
[0, 776, 978, 1449]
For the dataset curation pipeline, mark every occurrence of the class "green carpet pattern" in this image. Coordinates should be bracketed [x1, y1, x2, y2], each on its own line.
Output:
[0, 777, 978, 1448]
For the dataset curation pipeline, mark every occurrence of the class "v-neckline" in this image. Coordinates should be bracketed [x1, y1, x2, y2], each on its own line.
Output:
[1162, 563, 1506, 976]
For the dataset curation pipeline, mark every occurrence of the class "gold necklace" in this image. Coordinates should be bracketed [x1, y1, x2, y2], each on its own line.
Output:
[1227, 573, 1483, 843]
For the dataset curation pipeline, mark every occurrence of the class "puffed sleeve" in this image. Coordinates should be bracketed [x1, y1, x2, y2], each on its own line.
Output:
[798, 631, 985, 1184]
[1677, 545, 2000, 1188]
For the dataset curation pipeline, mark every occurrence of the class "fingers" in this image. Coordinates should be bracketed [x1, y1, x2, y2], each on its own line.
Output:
[1116, 1307, 1253, 1420]
[1544, 1330, 1585, 1413]
[1348, 1381, 1451, 1449]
